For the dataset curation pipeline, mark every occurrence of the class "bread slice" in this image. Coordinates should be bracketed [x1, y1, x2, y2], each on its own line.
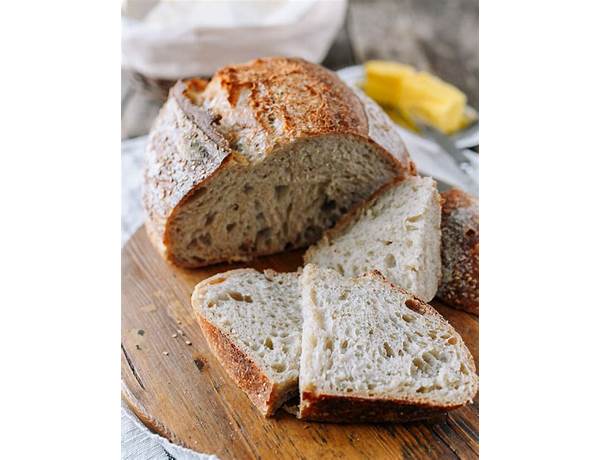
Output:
[191, 269, 302, 416]
[143, 57, 415, 268]
[299, 264, 478, 423]
[438, 189, 479, 315]
[304, 176, 442, 301]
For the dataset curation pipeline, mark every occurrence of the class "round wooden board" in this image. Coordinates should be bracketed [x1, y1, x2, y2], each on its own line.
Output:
[122, 226, 479, 459]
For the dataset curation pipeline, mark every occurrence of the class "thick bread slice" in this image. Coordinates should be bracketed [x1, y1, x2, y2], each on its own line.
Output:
[304, 176, 442, 301]
[299, 265, 478, 423]
[144, 57, 415, 268]
[191, 269, 302, 416]
[438, 189, 479, 315]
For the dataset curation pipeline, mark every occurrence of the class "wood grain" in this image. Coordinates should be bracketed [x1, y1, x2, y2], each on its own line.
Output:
[122, 226, 478, 459]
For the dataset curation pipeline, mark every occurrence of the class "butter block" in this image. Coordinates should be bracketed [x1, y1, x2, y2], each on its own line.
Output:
[363, 60, 468, 134]
[399, 72, 466, 134]
[364, 60, 415, 106]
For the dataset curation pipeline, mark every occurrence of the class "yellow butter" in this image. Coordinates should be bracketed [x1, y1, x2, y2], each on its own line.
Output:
[364, 61, 415, 106]
[363, 60, 468, 134]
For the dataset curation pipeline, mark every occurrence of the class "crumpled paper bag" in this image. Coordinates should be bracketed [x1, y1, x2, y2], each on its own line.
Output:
[122, 0, 347, 79]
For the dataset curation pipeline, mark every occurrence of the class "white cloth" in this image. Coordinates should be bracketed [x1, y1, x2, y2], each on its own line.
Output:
[120, 68, 479, 459]
[122, 0, 347, 79]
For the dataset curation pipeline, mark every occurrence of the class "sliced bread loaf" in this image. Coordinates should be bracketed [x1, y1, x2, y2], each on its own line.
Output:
[299, 264, 478, 423]
[438, 189, 479, 315]
[304, 176, 442, 301]
[144, 57, 415, 268]
[191, 269, 302, 416]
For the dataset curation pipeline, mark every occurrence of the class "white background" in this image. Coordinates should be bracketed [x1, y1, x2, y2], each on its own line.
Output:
[0, 1, 599, 459]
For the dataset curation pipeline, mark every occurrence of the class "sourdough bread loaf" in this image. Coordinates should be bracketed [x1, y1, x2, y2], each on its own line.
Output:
[298, 265, 478, 423]
[304, 176, 442, 301]
[437, 189, 479, 315]
[144, 57, 415, 267]
[191, 269, 302, 416]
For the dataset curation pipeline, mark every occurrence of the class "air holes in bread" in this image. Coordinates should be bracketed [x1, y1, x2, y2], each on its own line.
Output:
[205, 212, 217, 226]
[257, 227, 272, 241]
[384, 254, 396, 268]
[407, 214, 423, 223]
[411, 357, 427, 375]
[339, 290, 348, 300]
[226, 223, 236, 233]
[383, 342, 395, 358]
[274, 185, 288, 200]
[383, 240, 393, 246]
[336, 264, 345, 276]
[264, 337, 274, 350]
[402, 313, 415, 323]
[243, 183, 253, 193]
[447, 336, 458, 345]
[341, 339, 348, 350]
[324, 338, 333, 352]
[271, 363, 286, 373]
[422, 351, 435, 366]
[321, 199, 337, 212]
[228, 291, 253, 303]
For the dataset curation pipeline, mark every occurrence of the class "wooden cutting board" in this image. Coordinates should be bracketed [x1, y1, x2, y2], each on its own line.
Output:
[122, 226, 479, 459]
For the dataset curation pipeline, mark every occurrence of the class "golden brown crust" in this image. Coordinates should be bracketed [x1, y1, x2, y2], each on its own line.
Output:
[192, 270, 298, 416]
[142, 82, 234, 263]
[143, 57, 415, 267]
[437, 189, 479, 315]
[299, 269, 478, 423]
[196, 315, 279, 416]
[209, 57, 369, 150]
[300, 391, 459, 423]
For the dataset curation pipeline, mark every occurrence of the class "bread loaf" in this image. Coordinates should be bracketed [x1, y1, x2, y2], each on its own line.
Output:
[298, 264, 478, 423]
[304, 176, 441, 301]
[191, 269, 302, 416]
[437, 189, 479, 315]
[144, 57, 415, 267]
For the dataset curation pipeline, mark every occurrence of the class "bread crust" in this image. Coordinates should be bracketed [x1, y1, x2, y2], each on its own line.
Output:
[193, 270, 298, 416]
[299, 269, 478, 423]
[299, 391, 461, 423]
[437, 189, 479, 315]
[196, 316, 276, 416]
[143, 57, 415, 267]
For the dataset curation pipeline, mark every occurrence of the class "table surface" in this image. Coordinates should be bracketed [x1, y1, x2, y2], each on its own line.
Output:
[121, 0, 478, 140]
